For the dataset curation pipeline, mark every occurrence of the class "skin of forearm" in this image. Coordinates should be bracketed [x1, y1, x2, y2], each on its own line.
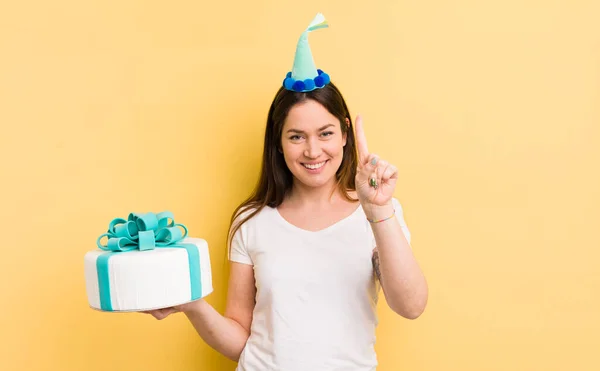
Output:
[366, 203, 428, 319]
[183, 299, 250, 361]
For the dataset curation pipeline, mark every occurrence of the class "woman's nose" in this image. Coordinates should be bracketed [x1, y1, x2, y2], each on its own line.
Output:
[303, 138, 322, 158]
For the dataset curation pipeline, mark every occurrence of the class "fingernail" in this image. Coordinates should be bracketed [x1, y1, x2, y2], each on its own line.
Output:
[371, 157, 378, 165]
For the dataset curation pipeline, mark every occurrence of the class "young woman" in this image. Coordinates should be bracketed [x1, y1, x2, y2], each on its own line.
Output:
[146, 81, 428, 370]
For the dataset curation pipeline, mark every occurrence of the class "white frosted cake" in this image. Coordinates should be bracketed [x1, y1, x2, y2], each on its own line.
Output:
[84, 212, 213, 312]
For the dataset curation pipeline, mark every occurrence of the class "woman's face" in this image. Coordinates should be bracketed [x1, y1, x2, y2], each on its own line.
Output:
[280, 99, 347, 190]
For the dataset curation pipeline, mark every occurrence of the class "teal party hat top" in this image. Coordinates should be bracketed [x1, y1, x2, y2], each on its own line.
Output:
[283, 13, 331, 92]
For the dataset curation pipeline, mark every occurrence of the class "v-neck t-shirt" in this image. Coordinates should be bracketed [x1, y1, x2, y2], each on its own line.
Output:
[229, 197, 411, 371]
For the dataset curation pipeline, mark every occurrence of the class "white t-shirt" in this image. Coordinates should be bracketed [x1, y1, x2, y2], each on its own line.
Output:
[229, 197, 411, 371]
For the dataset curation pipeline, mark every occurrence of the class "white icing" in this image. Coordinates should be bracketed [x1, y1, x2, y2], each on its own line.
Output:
[84, 237, 213, 312]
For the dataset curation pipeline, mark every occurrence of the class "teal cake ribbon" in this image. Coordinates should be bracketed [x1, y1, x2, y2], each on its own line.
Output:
[95, 211, 201, 311]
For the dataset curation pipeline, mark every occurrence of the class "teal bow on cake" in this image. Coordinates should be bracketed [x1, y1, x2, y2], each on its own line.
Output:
[96, 211, 188, 252]
[94, 211, 201, 311]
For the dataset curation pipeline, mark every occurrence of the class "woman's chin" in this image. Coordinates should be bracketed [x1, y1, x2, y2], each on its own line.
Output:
[293, 173, 336, 189]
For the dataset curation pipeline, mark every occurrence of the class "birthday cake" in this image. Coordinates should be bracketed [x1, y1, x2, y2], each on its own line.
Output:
[84, 212, 213, 312]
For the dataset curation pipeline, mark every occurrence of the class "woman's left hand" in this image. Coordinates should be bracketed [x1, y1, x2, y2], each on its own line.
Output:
[354, 115, 398, 209]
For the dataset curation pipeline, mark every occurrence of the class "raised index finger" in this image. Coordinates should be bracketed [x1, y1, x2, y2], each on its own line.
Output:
[354, 114, 369, 164]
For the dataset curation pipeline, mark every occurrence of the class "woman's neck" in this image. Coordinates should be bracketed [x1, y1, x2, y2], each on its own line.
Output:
[286, 179, 349, 208]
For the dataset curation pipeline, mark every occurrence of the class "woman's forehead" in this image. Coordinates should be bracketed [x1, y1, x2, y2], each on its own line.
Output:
[284, 101, 337, 129]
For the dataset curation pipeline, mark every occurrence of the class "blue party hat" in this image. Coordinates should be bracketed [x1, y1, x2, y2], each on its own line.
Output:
[283, 13, 331, 92]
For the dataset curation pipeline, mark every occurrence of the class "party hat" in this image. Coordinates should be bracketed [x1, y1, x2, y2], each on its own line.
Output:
[283, 13, 331, 92]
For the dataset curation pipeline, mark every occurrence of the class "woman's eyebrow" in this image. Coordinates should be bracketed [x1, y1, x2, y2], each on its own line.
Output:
[286, 123, 335, 133]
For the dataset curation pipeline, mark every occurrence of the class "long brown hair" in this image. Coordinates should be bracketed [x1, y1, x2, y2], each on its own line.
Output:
[227, 81, 359, 248]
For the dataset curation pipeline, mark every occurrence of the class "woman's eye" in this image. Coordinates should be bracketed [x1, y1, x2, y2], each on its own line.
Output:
[321, 131, 334, 137]
[290, 135, 302, 140]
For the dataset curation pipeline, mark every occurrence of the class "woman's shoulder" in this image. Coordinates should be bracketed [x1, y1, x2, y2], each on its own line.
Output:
[231, 203, 276, 229]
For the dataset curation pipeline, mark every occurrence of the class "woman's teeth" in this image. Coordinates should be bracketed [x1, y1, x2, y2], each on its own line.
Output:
[303, 161, 326, 169]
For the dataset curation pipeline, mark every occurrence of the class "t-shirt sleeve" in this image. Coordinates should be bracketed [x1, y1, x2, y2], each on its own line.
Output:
[228, 211, 254, 266]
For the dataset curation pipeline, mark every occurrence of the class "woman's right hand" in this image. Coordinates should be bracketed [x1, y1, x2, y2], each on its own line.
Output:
[142, 300, 201, 320]
[137, 262, 256, 362]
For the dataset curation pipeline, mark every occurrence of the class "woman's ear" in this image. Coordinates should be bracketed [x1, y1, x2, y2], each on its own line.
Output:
[342, 118, 350, 146]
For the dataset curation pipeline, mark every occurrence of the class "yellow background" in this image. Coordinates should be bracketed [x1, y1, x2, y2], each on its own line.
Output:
[1, 0, 598, 370]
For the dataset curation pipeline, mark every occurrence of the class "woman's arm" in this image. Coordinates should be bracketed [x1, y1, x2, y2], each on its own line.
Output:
[366, 203, 428, 319]
[146, 261, 256, 361]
